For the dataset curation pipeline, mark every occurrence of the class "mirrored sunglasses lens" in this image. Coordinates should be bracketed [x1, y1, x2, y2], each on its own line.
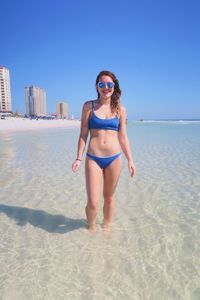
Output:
[107, 82, 114, 88]
[98, 82, 105, 88]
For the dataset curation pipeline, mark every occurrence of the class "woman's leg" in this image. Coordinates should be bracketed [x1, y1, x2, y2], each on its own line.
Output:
[103, 155, 122, 227]
[85, 157, 102, 230]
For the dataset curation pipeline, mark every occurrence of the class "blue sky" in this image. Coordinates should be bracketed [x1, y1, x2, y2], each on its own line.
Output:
[1, 0, 200, 119]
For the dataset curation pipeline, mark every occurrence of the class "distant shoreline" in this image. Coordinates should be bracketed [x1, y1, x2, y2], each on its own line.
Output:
[1, 117, 199, 134]
[0, 117, 80, 133]
[132, 119, 200, 123]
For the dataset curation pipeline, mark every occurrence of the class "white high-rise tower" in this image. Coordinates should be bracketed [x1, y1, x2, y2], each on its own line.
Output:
[25, 85, 46, 116]
[0, 66, 12, 113]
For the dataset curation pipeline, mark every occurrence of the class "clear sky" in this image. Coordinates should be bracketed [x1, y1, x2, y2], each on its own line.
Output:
[1, 0, 200, 119]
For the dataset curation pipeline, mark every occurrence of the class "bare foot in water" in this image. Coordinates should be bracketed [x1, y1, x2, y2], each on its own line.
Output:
[102, 221, 111, 235]
[87, 223, 97, 233]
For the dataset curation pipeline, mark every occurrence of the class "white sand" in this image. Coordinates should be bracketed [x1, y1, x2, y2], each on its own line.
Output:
[0, 117, 80, 132]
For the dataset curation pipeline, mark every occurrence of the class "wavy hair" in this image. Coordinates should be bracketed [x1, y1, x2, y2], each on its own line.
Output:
[95, 70, 121, 114]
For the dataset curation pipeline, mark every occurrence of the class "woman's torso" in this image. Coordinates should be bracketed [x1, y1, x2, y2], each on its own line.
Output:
[87, 100, 121, 156]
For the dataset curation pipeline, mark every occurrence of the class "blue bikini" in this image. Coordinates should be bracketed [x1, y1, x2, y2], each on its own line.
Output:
[88, 101, 120, 131]
[87, 101, 121, 169]
[86, 152, 121, 169]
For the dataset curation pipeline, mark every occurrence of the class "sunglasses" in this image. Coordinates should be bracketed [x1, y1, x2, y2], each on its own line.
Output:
[97, 81, 114, 89]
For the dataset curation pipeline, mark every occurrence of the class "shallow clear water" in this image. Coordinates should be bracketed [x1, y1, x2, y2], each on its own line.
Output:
[0, 123, 199, 300]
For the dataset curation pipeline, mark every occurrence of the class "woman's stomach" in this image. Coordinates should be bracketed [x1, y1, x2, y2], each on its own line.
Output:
[87, 130, 121, 156]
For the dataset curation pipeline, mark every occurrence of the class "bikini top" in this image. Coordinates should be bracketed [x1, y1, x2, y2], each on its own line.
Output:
[88, 101, 120, 131]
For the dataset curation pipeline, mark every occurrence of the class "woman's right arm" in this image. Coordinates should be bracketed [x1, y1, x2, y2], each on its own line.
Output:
[72, 101, 90, 172]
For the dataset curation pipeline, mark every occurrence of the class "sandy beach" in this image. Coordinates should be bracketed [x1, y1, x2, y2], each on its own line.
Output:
[0, 117, 80, 132]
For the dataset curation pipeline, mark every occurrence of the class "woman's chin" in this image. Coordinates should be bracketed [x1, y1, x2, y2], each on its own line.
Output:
[100, 93, 113, 99]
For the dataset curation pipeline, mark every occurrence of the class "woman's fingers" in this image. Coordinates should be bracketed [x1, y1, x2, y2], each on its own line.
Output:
[72, 161, 81, 172]
[129, 164, 136, 177]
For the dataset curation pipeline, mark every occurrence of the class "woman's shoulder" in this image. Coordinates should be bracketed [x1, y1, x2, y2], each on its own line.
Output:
[120, 105, 126, 112]
[82, 100, 92, 110]
[119, 105, 126, 117]
[82, 100, 96, 116]
[83, 99, 98, 109]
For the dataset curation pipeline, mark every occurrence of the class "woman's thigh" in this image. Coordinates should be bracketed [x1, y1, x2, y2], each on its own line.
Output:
[103, 156, 122, 197]
[85, 157, 102, 205]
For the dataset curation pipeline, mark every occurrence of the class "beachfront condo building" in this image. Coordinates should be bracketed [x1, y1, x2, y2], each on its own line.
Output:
[25, 86, 46, 116]
[0, 66, 12, 113]
[56, 101, 69, 119]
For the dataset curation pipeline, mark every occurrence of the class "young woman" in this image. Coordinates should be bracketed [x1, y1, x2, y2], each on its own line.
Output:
[72, 70, 136, 231]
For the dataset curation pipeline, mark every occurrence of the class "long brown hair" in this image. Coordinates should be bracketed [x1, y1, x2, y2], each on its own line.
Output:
[96, 70, 121, 114]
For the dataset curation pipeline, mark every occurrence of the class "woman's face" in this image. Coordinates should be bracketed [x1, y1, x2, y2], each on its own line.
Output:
[96, 75, 115, 99]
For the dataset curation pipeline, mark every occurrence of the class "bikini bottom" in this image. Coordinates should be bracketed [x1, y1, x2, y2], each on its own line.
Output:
[86, 152, 121, 169]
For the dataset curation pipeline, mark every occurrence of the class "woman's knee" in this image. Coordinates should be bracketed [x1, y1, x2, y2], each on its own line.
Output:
[103, 194, 115, 205]
[86, 201, 99, 211]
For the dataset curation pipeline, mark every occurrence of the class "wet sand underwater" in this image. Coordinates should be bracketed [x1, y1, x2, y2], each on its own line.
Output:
[0, 122, 200, 299]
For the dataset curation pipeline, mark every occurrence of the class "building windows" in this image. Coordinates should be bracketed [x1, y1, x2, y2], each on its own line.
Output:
[0, 66, 12, 113]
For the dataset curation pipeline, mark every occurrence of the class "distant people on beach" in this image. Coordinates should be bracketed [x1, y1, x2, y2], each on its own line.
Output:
[72, 70, 136, 232]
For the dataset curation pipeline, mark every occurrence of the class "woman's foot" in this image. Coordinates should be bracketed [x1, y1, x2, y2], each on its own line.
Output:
[87, 223, 97, 233]
[102, 220, 111, 235]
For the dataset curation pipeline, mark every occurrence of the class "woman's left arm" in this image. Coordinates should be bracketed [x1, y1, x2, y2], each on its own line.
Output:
[118, 106, 136, 177]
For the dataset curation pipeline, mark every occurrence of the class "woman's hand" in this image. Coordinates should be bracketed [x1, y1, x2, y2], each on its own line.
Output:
[72, 159, 81, 172]
[128, 161, 136, 177]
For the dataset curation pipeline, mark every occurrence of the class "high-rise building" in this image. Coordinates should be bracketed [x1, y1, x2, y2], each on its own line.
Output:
[25, 86, 46, 116]
[56, 101, 69, 118]
[0, 66, 12, 113]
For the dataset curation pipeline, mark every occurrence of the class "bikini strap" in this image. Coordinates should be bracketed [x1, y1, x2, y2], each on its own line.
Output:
[91, 100, 94, 112]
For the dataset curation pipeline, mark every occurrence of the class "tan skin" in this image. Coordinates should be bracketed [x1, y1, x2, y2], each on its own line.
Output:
[72, 75, 136, 231]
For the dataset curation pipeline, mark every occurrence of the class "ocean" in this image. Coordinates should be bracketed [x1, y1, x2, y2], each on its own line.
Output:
[0, 122, 199, 299]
